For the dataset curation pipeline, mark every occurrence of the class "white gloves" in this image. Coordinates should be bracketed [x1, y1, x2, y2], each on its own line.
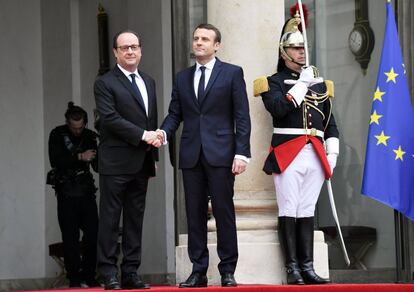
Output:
[297, 66, 324, 87]
[325, 137, 339, 174]
[284, 66, 324, 107]
[286, 82, 308, 107]
[327, 153, 338, 173]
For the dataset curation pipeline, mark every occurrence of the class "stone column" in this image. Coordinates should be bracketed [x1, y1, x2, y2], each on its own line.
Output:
[207, 0, 281, 233]
[176, 0, 329, 284]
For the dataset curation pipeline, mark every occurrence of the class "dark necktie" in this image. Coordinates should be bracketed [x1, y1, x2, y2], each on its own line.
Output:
[130, 73, 141, 96]
[197, 66, 206, 101]
[130, 73, 146, 112]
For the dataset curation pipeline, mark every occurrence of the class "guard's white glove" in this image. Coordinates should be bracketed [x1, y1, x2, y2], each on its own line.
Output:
[325, 137, 339, 174]
[284, 66, 324, 107]
[298, 65, 324, 87]
[327, 153, 338, 174]
[285, 66, 324, 87]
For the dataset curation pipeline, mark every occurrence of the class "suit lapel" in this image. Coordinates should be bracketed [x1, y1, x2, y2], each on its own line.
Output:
[199, 58, 222, 106]
[114, 66, 147, 116]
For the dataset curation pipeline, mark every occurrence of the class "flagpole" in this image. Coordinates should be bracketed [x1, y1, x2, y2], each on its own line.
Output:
[387, 0, 410, 283]
[394, 211, 404, 283]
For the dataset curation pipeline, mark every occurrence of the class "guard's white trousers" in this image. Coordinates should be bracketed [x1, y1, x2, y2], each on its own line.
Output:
[273, 144, 325, 218]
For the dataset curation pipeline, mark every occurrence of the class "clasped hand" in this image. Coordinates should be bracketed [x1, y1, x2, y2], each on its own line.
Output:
[144, 130, 164, 148]
[80, 149, 96, 162]
[284, 65, 324, 87]
[232, 158, 247, 175]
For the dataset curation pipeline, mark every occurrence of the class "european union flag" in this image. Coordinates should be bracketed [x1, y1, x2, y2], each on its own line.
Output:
[361, 1, 414, 221]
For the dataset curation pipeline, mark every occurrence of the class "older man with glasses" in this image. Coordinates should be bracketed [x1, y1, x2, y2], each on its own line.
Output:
[94, 30, 161, 290]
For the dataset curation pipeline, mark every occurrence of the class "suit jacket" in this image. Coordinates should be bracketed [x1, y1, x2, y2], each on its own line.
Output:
[94, 65, 158, 176]
[161, 58, 251, 169]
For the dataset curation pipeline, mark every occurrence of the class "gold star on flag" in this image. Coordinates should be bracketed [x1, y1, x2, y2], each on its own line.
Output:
[373, 87, 385, 102]
[370, 110, 383, 125]
[385, 68, 399, 83]
[393, 146, 405, 161]
[375, 131, 390, 146]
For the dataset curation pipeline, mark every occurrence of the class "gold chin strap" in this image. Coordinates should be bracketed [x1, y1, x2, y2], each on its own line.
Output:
[280, 48, 306, 67]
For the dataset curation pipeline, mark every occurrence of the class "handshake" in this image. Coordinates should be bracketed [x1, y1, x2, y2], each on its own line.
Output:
[143, 129, 165, 148]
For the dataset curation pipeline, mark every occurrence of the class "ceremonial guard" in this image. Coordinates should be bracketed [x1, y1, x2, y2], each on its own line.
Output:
[254, 12, 339, 285]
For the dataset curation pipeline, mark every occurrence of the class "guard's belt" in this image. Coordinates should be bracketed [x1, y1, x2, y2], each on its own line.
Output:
[273, 127, 324, 138]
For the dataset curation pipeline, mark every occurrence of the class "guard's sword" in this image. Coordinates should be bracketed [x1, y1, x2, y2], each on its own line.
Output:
[326, 180, 350, 266]
[297, 0, 350, 266]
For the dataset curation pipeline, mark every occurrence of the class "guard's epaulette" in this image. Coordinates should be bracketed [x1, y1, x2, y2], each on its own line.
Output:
[325, 80, 334, 98]
[253, 76, 270, 97]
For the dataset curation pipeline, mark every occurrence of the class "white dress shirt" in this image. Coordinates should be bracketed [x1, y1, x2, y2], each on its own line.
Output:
[117, 64, 149, 116]
[194, 58, 216, 98]
[117, 64, 149, 141]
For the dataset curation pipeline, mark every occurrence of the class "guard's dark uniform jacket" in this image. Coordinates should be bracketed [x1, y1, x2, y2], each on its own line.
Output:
[260, 67, 339, 178]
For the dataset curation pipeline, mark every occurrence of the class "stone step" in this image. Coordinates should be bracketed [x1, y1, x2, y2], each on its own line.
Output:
[178, 229, 327, 245]
[208, 199, 277, 214]
[207, 217, 278, 231]
[176, 230, 329, 285]
[233, 190, 275, 200]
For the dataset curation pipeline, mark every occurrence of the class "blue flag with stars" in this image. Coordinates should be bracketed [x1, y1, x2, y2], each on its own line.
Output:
[361, 1, 414, 221]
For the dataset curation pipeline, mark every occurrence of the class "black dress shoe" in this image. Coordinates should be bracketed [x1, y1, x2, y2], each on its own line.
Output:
[301, 270, 331, 284]
[104, 276, 121, 290]
[221, 273, 237, 287]
[122, 273, 150, 289]
[179, 273, 207, 288]
[69, 279, 81, 288]
[286, 269, 305, 285]
[84, 278, 101, 287]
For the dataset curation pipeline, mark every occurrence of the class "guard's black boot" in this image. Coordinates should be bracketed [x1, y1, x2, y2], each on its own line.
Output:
[297, 217, 331, 284]
[278, 217, 305, 285]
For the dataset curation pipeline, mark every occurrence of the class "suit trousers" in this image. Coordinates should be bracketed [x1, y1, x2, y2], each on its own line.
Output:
[57, 193, 98, 281]
[182, 149, 238, 275]
[97, 171, 149, 278]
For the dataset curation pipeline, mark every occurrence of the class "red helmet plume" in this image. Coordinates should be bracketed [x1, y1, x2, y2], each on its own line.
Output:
[290, 3, 308, 31]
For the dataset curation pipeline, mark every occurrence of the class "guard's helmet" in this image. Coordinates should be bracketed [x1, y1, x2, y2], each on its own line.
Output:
[280, 30, 304, 49]
[279, 14, 304, 49]
[277, 11, 305, 72]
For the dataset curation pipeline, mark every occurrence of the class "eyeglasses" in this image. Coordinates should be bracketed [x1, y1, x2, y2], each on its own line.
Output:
[117, 44, 141, 52]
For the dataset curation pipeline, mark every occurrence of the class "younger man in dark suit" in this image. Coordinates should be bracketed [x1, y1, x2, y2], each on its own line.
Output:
[159, 23, 251, 288]
[94, 30, 160, 290]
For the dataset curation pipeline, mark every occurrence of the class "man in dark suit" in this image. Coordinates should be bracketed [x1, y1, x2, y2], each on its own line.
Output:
[159, 23, 251, 288]
[94, 30, 160, 290]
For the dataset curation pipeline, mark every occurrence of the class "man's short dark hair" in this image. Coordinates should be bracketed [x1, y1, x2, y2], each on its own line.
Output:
[65, 102, 88, 124]
[112, 29, 141, 49]
[194, 23, 221, 43]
